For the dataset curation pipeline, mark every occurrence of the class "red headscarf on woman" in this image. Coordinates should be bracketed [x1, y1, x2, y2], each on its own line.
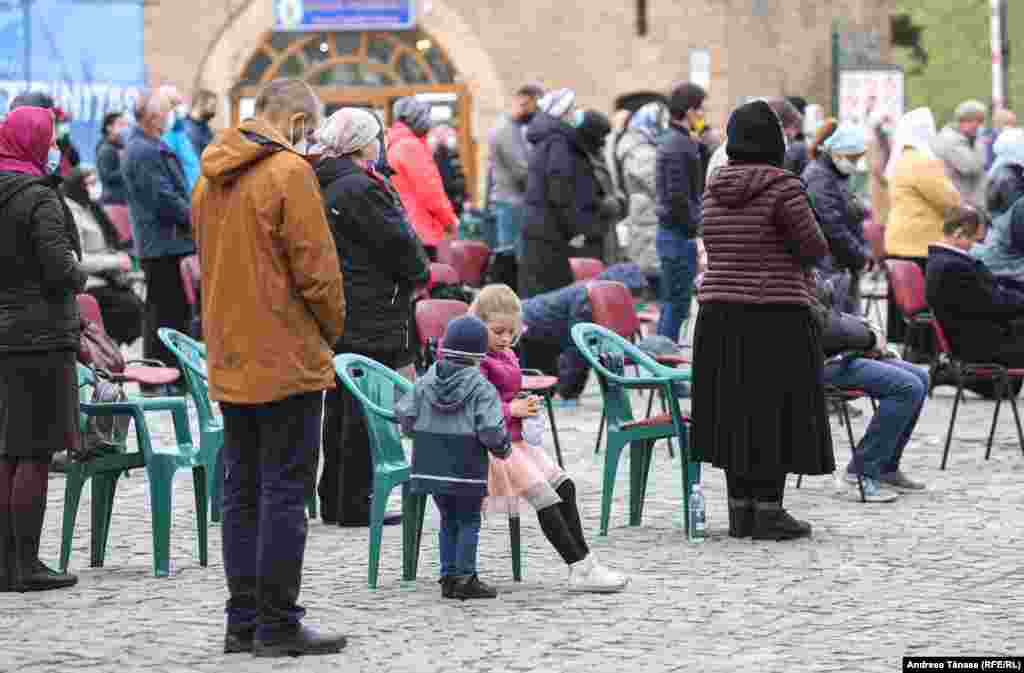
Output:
[0, 106, 55, 176]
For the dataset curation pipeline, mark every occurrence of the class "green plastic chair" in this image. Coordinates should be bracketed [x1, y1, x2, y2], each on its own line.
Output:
[570, 323, 700, 537]
[333, 353, 523, 589]
[157, 328, 319, 521]
[157, 329, 224, 522]
[61, 364, 209, 577]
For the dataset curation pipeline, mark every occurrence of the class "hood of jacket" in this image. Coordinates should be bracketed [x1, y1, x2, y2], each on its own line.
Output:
[388, 121, 423, 148]
[422, 361, 489, 412]
[0, 171, 47, 209]
[526, 112, 579, 149]
[706, 163, 797, 208]
[200, 117, 299, 184]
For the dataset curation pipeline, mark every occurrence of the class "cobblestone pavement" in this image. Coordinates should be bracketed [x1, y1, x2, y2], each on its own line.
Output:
[2, 370, 1022, 673]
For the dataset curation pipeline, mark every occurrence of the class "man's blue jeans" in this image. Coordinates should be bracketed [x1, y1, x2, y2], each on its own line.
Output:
[822, 358, 929, 479]
[492, 200, 525, 259]
[220, 390, 323, 639]
[656, 232, 699, 342]
[433, 494, 484, 578]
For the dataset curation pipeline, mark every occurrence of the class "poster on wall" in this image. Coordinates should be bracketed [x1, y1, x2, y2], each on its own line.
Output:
[275, 0, 416, 31]
[838, 67, 904, 127]
[0, 0, 146, 165]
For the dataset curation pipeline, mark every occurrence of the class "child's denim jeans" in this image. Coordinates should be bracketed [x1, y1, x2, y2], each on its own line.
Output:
[433, 494, 485, 577]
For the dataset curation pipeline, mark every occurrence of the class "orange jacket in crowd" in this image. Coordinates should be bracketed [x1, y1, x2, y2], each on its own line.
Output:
[191, 117, 346, 404]
[386, 121, 458, 248]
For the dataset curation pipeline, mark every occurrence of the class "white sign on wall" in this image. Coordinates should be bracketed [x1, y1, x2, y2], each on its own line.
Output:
[838, 67, 904, 126]
[690, 50, 711, 90]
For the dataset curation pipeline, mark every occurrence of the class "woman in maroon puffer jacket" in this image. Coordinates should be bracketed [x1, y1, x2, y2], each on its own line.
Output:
[692, 100, 832, 541]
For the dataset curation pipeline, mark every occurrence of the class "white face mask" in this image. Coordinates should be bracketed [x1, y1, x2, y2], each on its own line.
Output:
[87, 183, 103, 202]
[833, 155, 858, 176]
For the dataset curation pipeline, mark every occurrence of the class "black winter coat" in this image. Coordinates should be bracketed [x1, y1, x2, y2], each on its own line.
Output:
[316, 156, 430, 356]
[520, 113, 601, 297]
[926, 244, 1024, 362]
[0, 172, 87, 353]
[655, 124, 703, 237]
[803, 156, 870, 275]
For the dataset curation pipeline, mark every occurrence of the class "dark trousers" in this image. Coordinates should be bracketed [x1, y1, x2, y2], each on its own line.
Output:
[433, 494, 484, 578]
[140, 255, 190, 368]
[725, 472, 787, 503]
[220, 391, 323, 638]
[319, 346, 407, 523]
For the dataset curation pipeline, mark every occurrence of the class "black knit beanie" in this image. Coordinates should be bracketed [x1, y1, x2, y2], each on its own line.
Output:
[726, 100, 786, 168]
[441, 315, 489, 363]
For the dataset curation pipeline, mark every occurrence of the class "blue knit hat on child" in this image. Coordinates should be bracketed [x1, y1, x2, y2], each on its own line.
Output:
[440, 315, 490, 363]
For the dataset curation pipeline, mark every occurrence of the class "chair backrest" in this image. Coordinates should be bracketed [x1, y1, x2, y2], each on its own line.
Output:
[435, 237, 454, 265]
[157, 328, 216, 429]
[428, 262, 460, 290]
[884, 260, 928, 316]
[862, 216, 886, 262]
[569, 257, 606, 282]
[334, 353, 413, 470]
[414, 299, 469, 346]
[449, 239, 491, 286]
[587, 280, 640, 339]
[103, 204, 133, 246]
[179, 255, 200, 308]
[930, 318, 953, 356]
[77, 293, 105, 329]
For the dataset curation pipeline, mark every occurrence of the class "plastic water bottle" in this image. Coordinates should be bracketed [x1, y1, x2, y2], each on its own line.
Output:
[688, 484, 706, 543]
[522, 412, 545, 446]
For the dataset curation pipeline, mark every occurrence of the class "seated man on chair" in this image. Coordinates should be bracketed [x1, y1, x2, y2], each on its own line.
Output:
[816, 274, 929, 502]
[926, 205, 1024, 398]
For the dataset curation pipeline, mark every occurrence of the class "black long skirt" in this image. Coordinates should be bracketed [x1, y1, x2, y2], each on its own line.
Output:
[0, 350, 81, 459]
[692, 302, 834, 477]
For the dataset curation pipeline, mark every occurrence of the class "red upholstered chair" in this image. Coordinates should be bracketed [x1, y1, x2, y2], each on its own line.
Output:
[76, 294, 180, 388]
[103, 204, 133, 247]
[884, 260, 933, 360]
[930, 318, 1024, 470]
[435, 238, 454, 265]
[569, 257, 606, 283]
[448, 240, 491, 287]
[428, 263, 460, 289]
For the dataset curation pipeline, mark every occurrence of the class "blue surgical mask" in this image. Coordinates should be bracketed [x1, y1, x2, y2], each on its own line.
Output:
[45, 147, 62, 175]
[570, 109, 585, 128]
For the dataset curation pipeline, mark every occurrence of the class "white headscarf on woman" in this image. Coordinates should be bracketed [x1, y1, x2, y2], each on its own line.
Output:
[884, 107, 937, 180]
[313, 107, 382, 158]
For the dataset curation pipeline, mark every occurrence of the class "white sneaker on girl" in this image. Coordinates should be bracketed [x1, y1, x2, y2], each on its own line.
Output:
[568, 556, 629, 593]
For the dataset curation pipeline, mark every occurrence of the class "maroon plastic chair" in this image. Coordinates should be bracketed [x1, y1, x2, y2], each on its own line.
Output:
[569, 257, 606, 283]
[76, 294, 180, 388]
[414, 299, 470, 369]
[931, 318, 1024, 470]
[427, 263, 460, 290]
[103, 204, 133, 247]
[884, 259, 933, 360]
[448, 240, 491, 287]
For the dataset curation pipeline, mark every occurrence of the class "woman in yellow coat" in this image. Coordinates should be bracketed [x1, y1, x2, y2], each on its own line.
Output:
[883, 108, 961, 345]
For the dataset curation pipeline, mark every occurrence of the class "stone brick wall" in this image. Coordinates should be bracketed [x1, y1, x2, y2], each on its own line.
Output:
[146, 0, 892, 197]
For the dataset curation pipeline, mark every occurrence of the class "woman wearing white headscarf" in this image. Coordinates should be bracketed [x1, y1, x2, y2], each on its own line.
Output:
[313, 108, 430, 525]
[883, 108, 961, 344]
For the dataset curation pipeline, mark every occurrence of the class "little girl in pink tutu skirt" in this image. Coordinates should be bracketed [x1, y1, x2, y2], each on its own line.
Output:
[469, 284, 628, 593]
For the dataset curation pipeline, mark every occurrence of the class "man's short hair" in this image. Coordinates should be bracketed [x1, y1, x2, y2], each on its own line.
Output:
[944, 205, 984, 236]
[10, 91, 54, 111]
[667, 82, 706, 120]
[254, 79, 319, 119]
[765, 97, 803, 131]
[515, 83, 544, 99]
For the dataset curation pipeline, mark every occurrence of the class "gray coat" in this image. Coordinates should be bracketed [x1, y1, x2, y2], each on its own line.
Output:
[615, 128, 659, 273]
[933, 125, 988, 207]
[489, 117, 530, 204]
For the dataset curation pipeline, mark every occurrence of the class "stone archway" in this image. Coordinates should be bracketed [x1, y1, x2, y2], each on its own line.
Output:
[195, 0, 509, 197]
